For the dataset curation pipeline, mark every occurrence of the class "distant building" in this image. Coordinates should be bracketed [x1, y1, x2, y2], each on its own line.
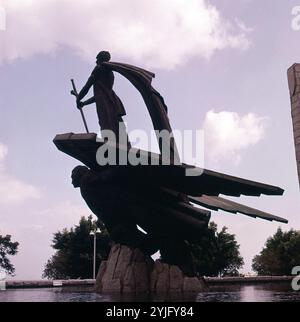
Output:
[288, 64, 300, 187]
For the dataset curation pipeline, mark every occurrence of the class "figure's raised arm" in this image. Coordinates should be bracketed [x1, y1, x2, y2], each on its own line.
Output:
[80, 96, 96, 108]
[77, 75, 95, 103]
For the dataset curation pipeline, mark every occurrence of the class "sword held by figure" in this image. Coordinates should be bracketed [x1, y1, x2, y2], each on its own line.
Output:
[70, 79, 90, 133]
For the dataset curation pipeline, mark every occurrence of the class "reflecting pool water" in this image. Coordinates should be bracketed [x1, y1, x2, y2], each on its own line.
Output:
[0, 283, 299, 302]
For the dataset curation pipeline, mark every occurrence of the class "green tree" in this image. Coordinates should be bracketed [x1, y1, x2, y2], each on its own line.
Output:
[252, 228, 300, 275]
[43, 216, 111, 279]
[189, 222, 244, 277]
[0, 234, 19, 276]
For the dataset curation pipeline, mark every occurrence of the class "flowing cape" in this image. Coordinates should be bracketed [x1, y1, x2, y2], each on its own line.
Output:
[103, 62, 179, 161]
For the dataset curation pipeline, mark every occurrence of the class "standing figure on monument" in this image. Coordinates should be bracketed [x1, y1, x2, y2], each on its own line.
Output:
[76, 51, 128, 143]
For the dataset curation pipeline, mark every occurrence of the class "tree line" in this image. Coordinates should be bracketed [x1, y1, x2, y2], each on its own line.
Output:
[1, 219, 300, 278]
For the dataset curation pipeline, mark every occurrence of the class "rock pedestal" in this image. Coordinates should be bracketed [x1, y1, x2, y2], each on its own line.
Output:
[95, 244, 153, 293]
[95, 243, 206, 294]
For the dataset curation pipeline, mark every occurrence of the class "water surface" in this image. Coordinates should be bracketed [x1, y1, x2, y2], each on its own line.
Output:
[0, 283, 299, 302]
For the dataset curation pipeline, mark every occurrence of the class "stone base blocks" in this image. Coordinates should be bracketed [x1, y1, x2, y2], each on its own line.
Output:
[95, 243, 206, 294]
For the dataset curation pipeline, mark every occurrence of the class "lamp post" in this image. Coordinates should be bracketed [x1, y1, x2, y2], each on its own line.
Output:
[90, 226, 101, 279]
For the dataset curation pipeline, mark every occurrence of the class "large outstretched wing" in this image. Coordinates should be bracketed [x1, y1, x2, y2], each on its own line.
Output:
[53, 133, 286, 224]
[189, 195, 287, 223]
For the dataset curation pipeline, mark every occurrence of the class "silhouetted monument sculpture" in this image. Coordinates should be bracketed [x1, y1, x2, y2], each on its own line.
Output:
[54, 51, 287, 293]
[75, 51, 127, 139]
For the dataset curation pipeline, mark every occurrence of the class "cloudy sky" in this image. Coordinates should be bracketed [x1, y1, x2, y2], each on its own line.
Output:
[1, 0, 300, 279]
